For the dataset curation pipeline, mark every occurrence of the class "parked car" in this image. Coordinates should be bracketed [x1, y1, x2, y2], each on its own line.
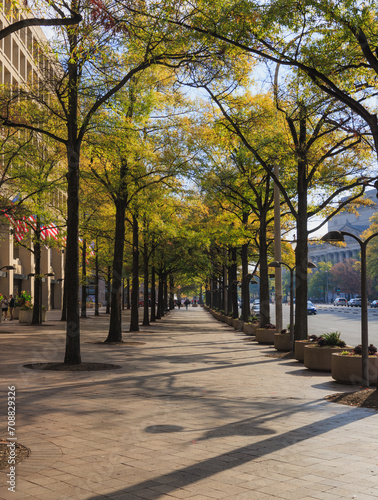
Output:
[371, 300, 378, 308]
[252, 299, 260, 316]
[307, 301, 317, 315]
[347, 298, 361, 307]
[333, 297, 347, 306]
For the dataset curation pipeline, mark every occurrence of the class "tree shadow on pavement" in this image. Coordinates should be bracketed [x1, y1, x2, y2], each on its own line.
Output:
[86, 406, 371, 500]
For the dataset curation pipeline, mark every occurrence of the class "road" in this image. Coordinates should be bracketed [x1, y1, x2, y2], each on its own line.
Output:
[271, 303, 378, 347]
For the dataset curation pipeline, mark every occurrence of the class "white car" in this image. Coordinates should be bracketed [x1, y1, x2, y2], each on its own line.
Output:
[252, 299, 260, 315]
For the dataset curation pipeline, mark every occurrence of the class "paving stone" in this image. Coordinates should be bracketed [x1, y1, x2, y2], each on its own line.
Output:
[1, 307, 378, 500]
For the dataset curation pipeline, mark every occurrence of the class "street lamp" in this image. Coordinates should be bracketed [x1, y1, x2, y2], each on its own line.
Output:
[0, 265, 15, 278]
[269, 260, 317, 350]
[321, 230, 378, 386]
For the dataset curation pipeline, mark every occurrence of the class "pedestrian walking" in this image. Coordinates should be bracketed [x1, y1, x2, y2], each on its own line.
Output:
[2, 295, 9, 321]
[184, 298, 190, 310]
[9, 294, 15, 320]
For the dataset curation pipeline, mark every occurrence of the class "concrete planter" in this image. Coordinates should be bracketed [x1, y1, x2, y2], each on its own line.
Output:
[232, 319, 244, 331]
[13, 306, 20, 320]
[255, 328, 276, 345]
[243, 323, 258, 336]
[19, 309, 33, 324]
[218, 314, 227, 323]
[274, 333, 292, 351]
[225, 316, 234, 326]
[294, 340, 316, 362]
[331, 353, 378, 384]
[304, 345, 353, 371]
[211, 311, 222, 321]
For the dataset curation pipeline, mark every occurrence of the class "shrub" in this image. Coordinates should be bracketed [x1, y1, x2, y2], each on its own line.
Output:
[353, 344, 378, 355]
[309, 335, 320, 342]
[317, 331, 345, 347]
[248, 315, 259, 323]
[16, 291, 32, 308]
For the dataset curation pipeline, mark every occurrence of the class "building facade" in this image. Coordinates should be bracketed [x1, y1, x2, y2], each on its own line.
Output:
[308, 190, 378, 266]
[0, 3, 65, 308]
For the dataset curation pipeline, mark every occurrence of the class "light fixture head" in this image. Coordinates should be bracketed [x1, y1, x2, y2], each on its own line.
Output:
[321, 231, 345, 243]
[268, 261, 281, 268]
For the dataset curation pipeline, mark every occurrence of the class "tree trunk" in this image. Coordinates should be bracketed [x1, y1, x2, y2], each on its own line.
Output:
[106, 266, 111, 314]
[63, 16, 81, 364]
[223, 247, 228, 314]
[241, 241, 250, 322]
[150, 262, 156, 322]
[230, 247, 238, 319]
[157, 274, 164, 319]
[64, 150, 81, 364]
[106, 200, 126, 341]
[210, 276, 214, 309]
[227, 254, 232, 315]
[127, 277, 130, 309]
[94, 241, 99, 316]
[164, 277, 168, 312]
[295, 112, 309, 341]
[143, 240, 149, 326]
[295, 158, 309, 340]
[61, 273, 67, 321]
[81, 238, 87, 318]
[169, 274, 174, 310]
[129, 214, 139, 331]
[32, 235, 41, 325]
[259, 212, 270, 327]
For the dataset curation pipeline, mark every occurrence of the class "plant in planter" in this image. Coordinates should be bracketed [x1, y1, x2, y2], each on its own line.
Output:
[332, 344, 378, 384]
[17, 291, 32, 310]
[304, 331, 352, 371]
[17, 291, 33, 323]
[317, 331, 346, 348]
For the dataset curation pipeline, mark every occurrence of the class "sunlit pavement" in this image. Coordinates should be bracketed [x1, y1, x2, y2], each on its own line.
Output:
[1, 306, 378, 499]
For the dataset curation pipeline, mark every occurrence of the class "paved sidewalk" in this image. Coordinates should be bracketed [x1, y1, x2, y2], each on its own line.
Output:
[1, 307, 378, 499]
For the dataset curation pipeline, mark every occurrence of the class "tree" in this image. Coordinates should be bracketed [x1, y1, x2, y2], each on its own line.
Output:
[330, 258, 364, 297]
[132, 0, 378, 164]
[308, 261, 334, 303]
[4, 134, 66, 324]
[0, 0, 219, 363]
[194, 79, 375, 339]
[0, 0, 81, 40]
[86, 72, 192, 340]
[363, 213, 378, 298]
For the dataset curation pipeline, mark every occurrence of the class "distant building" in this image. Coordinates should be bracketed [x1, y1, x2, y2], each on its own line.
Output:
[308, 190, 377, 265]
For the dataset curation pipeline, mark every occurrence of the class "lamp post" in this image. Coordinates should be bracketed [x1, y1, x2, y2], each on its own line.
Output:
[269, 260, 317, 350]
[321, 230, 378, 387]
